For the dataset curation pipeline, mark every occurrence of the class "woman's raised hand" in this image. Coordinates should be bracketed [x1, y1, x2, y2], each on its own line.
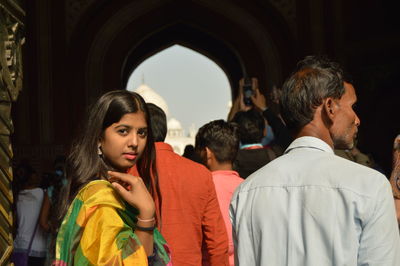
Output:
[251, 87, 267, 111]
[108, 171, 155, 219]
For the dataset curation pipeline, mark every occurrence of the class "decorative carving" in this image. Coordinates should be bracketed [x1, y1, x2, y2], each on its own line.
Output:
[0, 1, 24, 264]
[0, 8, 23, 103]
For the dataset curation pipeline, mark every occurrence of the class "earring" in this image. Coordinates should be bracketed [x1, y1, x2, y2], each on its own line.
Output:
[98, 145, 103, 156]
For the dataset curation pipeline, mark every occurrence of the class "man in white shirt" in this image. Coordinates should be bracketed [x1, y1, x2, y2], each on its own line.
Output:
[230, 56, 400, 266]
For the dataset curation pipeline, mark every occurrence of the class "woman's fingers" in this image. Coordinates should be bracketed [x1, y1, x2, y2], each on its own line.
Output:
[108, 171, 155, 215]
[111, 182, 131, 199]
[108, 171, 136, 190]
[108, 171, 135, 181]
[108, 171, 141, 185]
[112, 179, 155, 219]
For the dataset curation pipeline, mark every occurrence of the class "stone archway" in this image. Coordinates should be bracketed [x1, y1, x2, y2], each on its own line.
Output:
[120, 24, 244, 95]
[65, 0, 295, 136]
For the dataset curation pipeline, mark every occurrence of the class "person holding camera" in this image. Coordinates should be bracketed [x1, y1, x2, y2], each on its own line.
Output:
[228, 78, 292, 152]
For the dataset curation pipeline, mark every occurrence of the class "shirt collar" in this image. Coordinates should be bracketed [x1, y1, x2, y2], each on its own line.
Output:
[212, 170, 240, 176]
[240, 143, 263, 149]
[284, 136, 334, 154]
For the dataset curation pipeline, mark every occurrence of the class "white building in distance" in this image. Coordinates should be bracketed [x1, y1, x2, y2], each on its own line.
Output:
[135, 84, 195, 155]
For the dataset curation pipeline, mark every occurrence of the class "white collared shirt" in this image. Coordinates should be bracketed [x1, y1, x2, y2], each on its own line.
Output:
[230, 136, 400, 266]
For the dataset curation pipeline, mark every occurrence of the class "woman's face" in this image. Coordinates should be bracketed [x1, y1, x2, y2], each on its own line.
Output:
[100, 111, 148, 171]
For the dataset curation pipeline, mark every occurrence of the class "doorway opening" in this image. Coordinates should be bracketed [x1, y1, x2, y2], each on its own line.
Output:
[127, 45, 231, 154]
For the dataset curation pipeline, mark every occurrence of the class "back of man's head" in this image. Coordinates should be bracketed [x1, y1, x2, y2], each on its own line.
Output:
[147, 103, 167, 142]
[195, 119, 240, 164]
[232, 109, 265, 145]
[280, 55, 345, 132]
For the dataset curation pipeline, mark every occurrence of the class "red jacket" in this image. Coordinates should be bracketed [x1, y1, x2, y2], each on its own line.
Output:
[129, 142, 229, 266]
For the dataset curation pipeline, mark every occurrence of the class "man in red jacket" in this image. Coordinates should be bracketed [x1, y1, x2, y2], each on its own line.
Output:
[129, 103, 229, 266]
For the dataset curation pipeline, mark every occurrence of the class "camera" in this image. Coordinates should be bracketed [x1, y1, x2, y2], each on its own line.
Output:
[242, 77, 254, 106]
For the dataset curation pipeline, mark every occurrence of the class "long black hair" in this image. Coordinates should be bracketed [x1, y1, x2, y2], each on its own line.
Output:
[55, 90, 161, 230]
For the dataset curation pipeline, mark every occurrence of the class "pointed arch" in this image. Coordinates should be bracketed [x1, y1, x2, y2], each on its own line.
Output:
[65, 0, 295, 130]
[126, 44, 232, 132]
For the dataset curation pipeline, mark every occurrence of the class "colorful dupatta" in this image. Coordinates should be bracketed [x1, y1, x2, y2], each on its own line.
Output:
[55, 180, 171, 265]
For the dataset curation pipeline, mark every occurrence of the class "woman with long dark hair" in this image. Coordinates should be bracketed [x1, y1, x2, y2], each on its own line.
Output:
[54, 90, 170, 265]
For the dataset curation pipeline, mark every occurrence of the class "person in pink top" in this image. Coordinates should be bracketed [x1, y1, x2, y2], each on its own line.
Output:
[195, 120, 244, 266]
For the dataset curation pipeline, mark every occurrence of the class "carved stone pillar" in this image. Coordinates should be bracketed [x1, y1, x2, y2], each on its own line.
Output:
[0, 0, 24, 263]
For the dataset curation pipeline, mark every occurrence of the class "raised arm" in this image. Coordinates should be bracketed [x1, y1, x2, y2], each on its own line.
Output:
[39, 192, 51, 231]
[108, 171, 156, 256]
[251, 87, 292, 149]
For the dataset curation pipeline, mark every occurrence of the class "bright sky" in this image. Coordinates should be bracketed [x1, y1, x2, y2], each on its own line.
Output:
[126, 45, 231, 133]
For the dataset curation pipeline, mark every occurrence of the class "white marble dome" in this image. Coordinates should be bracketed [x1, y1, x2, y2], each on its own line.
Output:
[133, 83, 195, 155]
[167, 118, 182, 130]
[135, 84, 169, 117]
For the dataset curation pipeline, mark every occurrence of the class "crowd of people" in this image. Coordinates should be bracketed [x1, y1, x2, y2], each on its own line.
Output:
[11, 55, 400, 265]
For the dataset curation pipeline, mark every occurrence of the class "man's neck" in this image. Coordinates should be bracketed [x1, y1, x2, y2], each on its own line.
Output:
[296, 120, 333, 148]
[209, 162, 233, 172]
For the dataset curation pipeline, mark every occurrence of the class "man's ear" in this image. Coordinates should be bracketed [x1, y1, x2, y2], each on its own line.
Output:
[205, 147, 213, 160]
[323, 97, 338, 120]
[204, 147, 216, 169]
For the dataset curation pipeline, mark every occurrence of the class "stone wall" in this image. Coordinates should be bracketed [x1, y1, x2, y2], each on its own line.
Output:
[0, 0, 24, 263]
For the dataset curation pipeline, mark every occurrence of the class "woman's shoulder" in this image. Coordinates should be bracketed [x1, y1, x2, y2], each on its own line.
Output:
[77, 180, 124, 208]
[20, 187, 44, 192]
[17, 188, 44, 204]
[81, 179, 113, 192]
[19, 187, 44, 197]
